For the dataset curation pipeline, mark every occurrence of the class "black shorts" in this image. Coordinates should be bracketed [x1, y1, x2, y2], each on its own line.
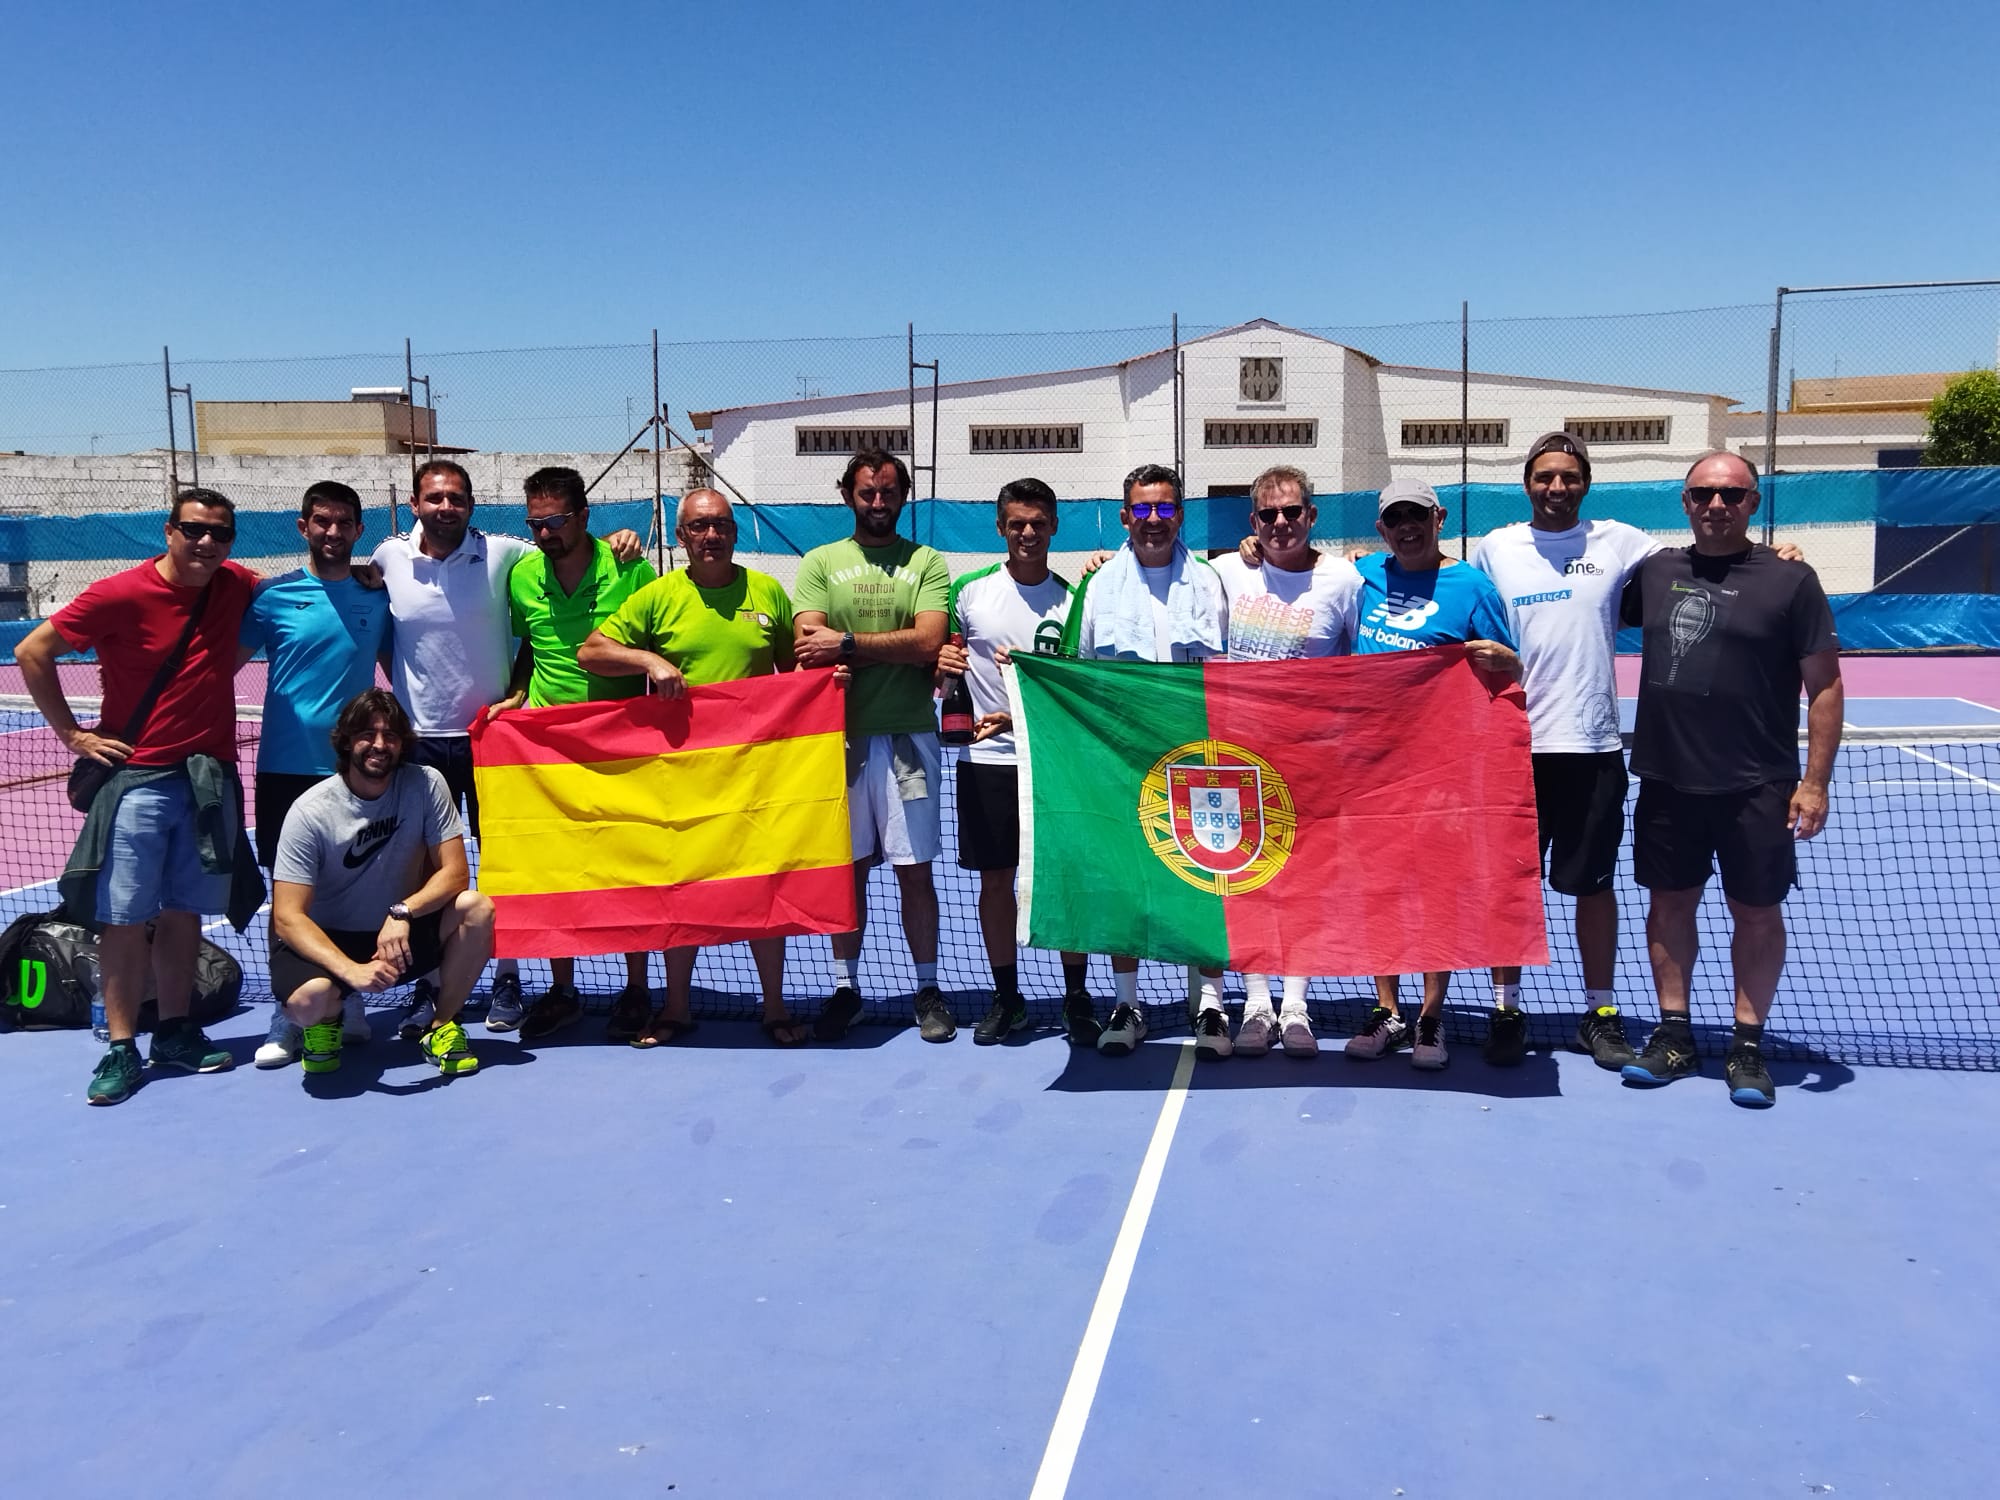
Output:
[1531, 751, 1629, 897]
[408, 734, 479, 840]
[270, 913, 445, 1002]
[1632, 779, 1799, 907]
[955, 760, 1020, 872]
[254, 771, 327, 869]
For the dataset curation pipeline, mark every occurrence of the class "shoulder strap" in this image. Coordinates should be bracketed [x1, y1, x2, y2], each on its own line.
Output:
[110, 576, 216, 745]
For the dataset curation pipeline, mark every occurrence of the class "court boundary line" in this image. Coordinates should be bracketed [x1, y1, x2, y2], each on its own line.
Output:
[1898, 745, 2000, 795]
[1030, 1039, 1198, 1500]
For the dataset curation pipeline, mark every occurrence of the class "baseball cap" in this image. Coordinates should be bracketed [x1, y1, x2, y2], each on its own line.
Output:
[1523, 430, 1592, 485]
[1377, 478, 1442, 517]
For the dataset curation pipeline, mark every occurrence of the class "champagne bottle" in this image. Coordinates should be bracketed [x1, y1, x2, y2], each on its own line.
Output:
[939, 632, 975, 745]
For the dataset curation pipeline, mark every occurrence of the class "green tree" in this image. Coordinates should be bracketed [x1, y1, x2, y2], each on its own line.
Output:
[1922, 368, 2000, 466]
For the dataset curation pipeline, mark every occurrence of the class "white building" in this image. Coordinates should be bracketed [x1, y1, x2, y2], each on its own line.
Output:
[691, 319, 1737, 506]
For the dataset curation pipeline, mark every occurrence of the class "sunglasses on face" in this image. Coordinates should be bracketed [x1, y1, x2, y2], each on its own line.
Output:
[1129, 501, 1179, 521]
[1256, 504, 1306, 525]
[1380, 506, 1433, 527]
[525, 510, 581, 534]
[680, 517, 734, 534]
[1686, 485, 1756, 506]
[169, 521, 235, 544]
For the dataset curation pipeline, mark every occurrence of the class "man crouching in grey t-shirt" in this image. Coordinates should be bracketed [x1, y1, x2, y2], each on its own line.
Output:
[269, 688, 495, 1080]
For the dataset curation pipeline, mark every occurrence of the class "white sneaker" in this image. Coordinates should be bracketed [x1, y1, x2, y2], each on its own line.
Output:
[1344, 1006, 1410, 1060]
[1279, 1010, 1317, 1058]
[342, 992, 372, 1045]
[1411, 1012, 1450, 1070]
[1097, 1002, 1148, 1058]
[1194, 1006, 1233, 1061]
[255, 1007, 302, 1069]
[1235, 1008, 1276, 1057]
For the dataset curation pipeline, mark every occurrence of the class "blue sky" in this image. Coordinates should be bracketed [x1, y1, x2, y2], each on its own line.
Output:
[5, 0, 1997, 368]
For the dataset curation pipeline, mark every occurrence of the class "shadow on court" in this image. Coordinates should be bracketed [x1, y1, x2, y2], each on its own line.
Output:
[295, 1036, 539, 1099]
[1043, 1039, 1569, 1098]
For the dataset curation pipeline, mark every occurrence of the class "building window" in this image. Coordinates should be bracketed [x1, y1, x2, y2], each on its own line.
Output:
[1204, 419, 1317, 448]
[1240, 357, 1283, 403]
[1564, 417, 1669, 444]
[969, 424, 1082, 453]
[794, 426, 911, 456]
[1400, 419, 1509, 448]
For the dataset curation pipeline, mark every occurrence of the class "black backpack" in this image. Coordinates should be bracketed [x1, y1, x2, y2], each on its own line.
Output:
[0, 909, 244, 1031]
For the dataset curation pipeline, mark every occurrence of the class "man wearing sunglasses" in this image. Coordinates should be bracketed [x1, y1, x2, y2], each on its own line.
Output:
[488, 466, 658, 1042]
[1617, 451, 1842, 1108]
[1344, 478, 1520, 1070]
[1059, 462, 1231, 1059]
[793, 449, 954, 1043]
[1209, 465, 1362, 1058]
[371, 459, 643, 1037]
[18, 488, 263, 1104]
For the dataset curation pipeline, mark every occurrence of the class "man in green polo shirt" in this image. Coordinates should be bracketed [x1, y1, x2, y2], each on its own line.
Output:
[496, 466, 658, 1042]
[577, 487, 807, 1046]
[791, 448, 954, 1043]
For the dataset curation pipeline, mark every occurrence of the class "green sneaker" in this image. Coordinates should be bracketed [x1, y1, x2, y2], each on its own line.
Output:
[301, 1019, 344, 1075]
[420, 1018, 479, 1077]
[87, 1041, 145, 1106]
[148, 1018, 234, 1074]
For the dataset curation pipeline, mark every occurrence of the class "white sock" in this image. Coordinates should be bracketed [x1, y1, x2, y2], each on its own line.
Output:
[1195, 972, 1223, 1015]
[1113, 970, 1139, 1007]
[1243, 973, 1274, 1013]
[1494, 982, 1521, 1010]
[839, 956, 861, 990]
[1585, 987, 1616, 1012]
[1280, 976, 1309, 1015]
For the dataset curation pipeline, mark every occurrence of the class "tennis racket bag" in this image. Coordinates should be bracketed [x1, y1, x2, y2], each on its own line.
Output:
[0, 910, 243, 1031]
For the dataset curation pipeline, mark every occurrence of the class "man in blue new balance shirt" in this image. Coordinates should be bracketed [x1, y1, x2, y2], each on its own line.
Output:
[1346, 478, 1521, 1070]
[238, 480, 393, 1068]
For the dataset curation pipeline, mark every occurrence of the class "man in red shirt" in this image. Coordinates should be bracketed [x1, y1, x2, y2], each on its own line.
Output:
[17, 488, 261, 1105]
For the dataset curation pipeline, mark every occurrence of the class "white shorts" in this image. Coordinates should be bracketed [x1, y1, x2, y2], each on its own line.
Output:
[848, 732, 942, 866]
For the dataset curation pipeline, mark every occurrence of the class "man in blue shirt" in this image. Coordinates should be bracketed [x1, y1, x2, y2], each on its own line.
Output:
[1347, 478, 1521, 1070]
[239, 480, 393, 1068]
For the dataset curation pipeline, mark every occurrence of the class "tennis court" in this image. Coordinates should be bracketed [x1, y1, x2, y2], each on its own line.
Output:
[2, 653, 1997, 1496]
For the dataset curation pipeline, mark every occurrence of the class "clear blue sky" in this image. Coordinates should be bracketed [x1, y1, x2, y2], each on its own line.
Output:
[6, 0, 1997, 366]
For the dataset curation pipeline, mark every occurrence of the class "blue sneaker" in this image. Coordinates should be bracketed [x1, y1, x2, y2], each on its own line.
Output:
[1621, 1021, 1699, 1087]
[396, 978, 440, 1043]
[484, 970, 527, 1033]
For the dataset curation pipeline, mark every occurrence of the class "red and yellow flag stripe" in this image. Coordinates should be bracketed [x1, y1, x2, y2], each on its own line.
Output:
[469, 670, 855, 957]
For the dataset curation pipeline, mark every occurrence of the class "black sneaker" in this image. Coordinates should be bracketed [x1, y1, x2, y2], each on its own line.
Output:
[1725, 1043, 1777, 1109]
[814, 986, 864, 1042]
[1574, 1006, 1636, 1070]
[148, 1017, 234, 1074]
[1621, 1021, 1699, 1087]
[1482, 1006, 1529, 1066]
[397, 979, 439, 1042]
[914, 985, 956, 1043]
[973, 991, 1029, 1045]
[1193, 1007, 1233, 1061]
[605, 984, 651, 1044]
[1062, 989, 1100, 1047]
[519, 983, 586, 1042]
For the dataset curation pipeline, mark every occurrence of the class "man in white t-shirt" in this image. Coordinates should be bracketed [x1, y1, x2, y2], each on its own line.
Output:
[1058, 463, 1230, 1059]
[934, 479, 1093, 1047]
[1212, 465, 1362, 1060]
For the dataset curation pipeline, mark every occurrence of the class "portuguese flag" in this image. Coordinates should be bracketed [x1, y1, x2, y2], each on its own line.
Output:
[469, 671, 855, 958]
[1010, 648, 1547, 975]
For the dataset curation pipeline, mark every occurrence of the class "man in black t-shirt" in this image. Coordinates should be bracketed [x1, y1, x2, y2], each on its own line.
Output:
[1618, 451, 1843, 1107]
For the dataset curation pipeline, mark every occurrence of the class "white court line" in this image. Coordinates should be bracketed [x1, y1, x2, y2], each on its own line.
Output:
[1030, 1039, 1198, 1500]
[1898, 745, 2000, 796]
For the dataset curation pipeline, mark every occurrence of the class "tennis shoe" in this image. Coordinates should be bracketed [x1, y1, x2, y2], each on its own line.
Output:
[1234, 1008, 1276, 1057]
[1097, 1002, 1147, 1057]
[606, 984, 651, 1043]
[1411, 1012, 1450, 1070]
[1062, 989, 1101, 1047]
[914, 985, 957, 1043]
[86, 1041, 144, 1106]
[342, 993, 372, 1045]
[1574, 1005, 1636, 1070]
[420, 1019, 479, 1077]
[301, 1019, 343, 1075]
[814, 986, 864, 1042]
[1194, 1006, 1232, 1060]
[1725, 1043, 1777, 1108]
[1482, 1006, 1528, 1067]
[973, 991, 1029, 1045]
[1344, 1006, 1410, 1059]
[396, 979, 439, 1042]
[484, 970, 527, 1033]
[1622, 1021, 1699, 1087]
[256, 1007, 302, 1068]
[148, 1017, 233, 1074]
[519, 982, 585, 1042]
[1279, 1010, 1318, 1059]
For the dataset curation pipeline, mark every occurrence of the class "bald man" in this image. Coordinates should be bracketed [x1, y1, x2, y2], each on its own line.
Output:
[578, 488, 809, 1046]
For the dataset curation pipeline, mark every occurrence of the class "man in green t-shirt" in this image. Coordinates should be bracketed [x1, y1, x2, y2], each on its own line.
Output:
[493, 466, 658, 1043]
[578, 488, 806, 1046]
[792, 448, 954, 1043]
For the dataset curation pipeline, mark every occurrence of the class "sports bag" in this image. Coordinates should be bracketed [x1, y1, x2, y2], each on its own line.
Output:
[0, 909, 244, 1031]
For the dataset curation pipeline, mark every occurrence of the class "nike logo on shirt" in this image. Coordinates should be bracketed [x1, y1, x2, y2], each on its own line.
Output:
[343, 815, 402, 869]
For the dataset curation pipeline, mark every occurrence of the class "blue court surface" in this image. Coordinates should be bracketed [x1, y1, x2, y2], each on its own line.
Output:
[1616, 693, 2000, 736]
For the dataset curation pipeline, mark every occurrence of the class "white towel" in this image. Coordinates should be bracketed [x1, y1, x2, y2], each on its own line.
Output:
[1086, 542, 1227, 661]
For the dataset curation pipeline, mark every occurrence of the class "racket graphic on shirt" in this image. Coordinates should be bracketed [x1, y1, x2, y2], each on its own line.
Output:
[1665, 589, 1714, 684]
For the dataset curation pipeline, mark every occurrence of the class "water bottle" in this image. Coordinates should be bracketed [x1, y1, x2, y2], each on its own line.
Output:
[939, 632, 976, 746]
[75, 950, 109, 1041]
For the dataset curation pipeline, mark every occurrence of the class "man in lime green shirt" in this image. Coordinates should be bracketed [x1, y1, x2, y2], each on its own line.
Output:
[495, 467, 658, 1042]
[578, 488, 806, 1045]
[791, 449, 954, 1044]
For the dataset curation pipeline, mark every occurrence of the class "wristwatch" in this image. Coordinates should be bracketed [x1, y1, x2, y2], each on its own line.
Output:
[388, 902, 412, 922]
[839, 631, 856, 660]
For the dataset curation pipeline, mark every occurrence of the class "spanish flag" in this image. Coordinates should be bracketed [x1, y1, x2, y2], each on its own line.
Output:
[468, 671, 855, 958]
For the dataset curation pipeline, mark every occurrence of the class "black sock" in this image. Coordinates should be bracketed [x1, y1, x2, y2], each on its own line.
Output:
[111, 1037, 138, 1052]
[1062, 958, 1088, 994]
[993, 962, 1018, 997]
[1658, 1011, 1694, 1036]
[1733, 1021, 1764, 1049]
